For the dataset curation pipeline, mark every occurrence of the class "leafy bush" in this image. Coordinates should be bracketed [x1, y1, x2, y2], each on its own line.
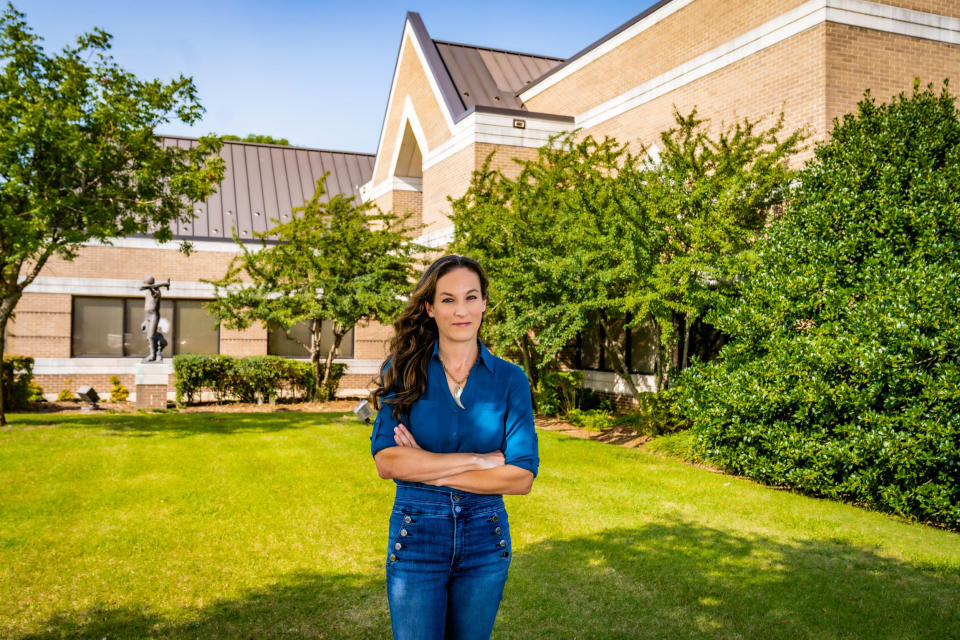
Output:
[109, 376, 129, 403]
[634, 389, 688, 435]
[565, 408, 615, 431]
[56, 389, 75, 402]
[676, 84, 960, 528]
[536, 370, 584, 416]
[27, 381, 45, 403]
[172, 354, 323, 405]
[2, 355, 37, 409]
[645, 430, 698, 461]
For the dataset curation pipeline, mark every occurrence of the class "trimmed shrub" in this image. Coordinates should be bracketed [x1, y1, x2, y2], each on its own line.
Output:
[2, 355, 37, 409]
[172, 354, 321, 405]
[676, 84, 960, 528]
[109, 376, 129, 403]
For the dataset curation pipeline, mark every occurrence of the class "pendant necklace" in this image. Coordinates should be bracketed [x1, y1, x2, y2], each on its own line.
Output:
[439, 351, 477, 409]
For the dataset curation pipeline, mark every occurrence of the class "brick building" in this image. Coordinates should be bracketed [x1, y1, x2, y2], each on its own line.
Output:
[9, 0, 960, 401]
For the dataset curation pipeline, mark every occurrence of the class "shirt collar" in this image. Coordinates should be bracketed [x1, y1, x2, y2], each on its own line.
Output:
[432, 338, 494, 373]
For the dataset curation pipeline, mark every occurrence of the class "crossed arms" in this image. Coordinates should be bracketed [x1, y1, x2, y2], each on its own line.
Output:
[373, 423, 534, 495]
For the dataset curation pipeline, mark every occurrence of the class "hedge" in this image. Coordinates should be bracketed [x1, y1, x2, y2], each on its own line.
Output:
[173, 354, 346, 405]
[676, 85, 960, 529]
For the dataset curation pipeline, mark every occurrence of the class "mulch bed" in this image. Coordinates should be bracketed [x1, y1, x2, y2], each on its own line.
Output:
[534, 416, 652, 449]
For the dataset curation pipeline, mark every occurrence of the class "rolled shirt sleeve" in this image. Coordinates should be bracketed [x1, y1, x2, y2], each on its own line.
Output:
[501, 365, 540, 478]
[370, 401, 400, 458]
[371, 361, 400, 458]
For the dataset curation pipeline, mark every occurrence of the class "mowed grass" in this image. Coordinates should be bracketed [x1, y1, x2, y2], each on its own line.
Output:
[1, 412, 958, 639]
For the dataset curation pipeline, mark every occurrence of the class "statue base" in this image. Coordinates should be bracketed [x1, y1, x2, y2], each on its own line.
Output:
[135, 363, 169, 410]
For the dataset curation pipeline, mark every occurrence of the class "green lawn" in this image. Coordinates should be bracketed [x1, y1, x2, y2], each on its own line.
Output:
[1, 411, 958, 639]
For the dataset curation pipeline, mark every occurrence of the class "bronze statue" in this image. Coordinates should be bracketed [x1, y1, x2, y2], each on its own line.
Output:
[140, 276, 170, 362]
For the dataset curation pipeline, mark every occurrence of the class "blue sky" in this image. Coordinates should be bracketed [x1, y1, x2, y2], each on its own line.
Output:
[20, 1, 656, 153]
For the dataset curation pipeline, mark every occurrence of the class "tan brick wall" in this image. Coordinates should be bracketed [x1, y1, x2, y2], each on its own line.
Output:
[422, 144, 475, 234]
[474, 143, 540, 179]
[580, 25, 829, 166]
[524, 0, 810, 116]
[392, 189, 424, 230]
[136, 384, 169, 409]
[883, 0, 960, 18]
[6, 293, 72, 358]
[339, 373, 377, 397]
[525, 0, 959, 117]
[824, 22, 960, 126]
[39, 245, 241, 282]
[35, 374, 137, 399]
[374, 33, 454, 185]
[354, 318, 394, 361]
[220, 325, 267, 357]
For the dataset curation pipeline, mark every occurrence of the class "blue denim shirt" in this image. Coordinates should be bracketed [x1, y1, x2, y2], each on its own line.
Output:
[371, 339, 539, 482]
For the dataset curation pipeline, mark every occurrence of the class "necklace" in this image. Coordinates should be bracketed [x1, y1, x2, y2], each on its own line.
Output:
[439, 350, 478, 409]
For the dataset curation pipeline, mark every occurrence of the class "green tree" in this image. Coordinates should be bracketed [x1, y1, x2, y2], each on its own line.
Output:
[0, 4, 223, 425]
[204, 176, 424, 400]
[450, 134, 650, 398]
[451, 110, 801, 402]
[629, 109, 804, 390]
[677, 83, 960, 528]
[221, 134, 290, 146]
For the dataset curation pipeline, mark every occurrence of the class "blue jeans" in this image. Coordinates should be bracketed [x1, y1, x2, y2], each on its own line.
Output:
[385, 483, 512, 640]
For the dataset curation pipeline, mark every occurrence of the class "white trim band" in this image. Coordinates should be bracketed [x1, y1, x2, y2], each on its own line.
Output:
[84, 236, 250, 253]
[23, 276, 217, 298]
[413, 225, 455, 248]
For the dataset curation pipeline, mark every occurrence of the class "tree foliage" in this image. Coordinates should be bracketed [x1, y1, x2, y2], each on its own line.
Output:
[204, 176, 424, 400]
[0, 3, 223, 424]
[629, 109, 804, 390]
[450, 134, 649, 396]
[221, 134, 290, 146]
[677, 83, 960, 529]
[450, 110, 801, 402]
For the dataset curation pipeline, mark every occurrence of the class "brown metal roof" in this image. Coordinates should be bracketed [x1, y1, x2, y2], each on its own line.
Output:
[158, 136, 375, 242]
[433, 41, 562, 111]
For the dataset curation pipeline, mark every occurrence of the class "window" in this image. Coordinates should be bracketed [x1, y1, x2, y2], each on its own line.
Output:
[71, 297, 218, 357]
[267, 320, 354, 359]
[574, 312, 656, 374]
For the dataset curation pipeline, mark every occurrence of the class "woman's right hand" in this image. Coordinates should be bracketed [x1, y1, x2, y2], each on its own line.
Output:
[476, 450, 505, 470]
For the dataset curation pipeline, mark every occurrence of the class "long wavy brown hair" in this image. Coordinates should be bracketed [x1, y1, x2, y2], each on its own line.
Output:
[372, 254, 489, 421]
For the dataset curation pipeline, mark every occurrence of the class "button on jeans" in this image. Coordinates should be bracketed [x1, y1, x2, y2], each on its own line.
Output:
[385, 483, 512, 640]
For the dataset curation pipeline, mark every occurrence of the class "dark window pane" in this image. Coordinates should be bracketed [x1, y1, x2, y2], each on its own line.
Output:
[630, 317, 657, 374]
[73, 298, 123, 356]
[124, 297, 173, 358]
[268, 321, 312, 357]
[580, 317, 603, 370]
[174, 300, 219, 355]
[602, 316, 627, 371]
[268, 320, 354, 358]
[317, 323, 354, 359]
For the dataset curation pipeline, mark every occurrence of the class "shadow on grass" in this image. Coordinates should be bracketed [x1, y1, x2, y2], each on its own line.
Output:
[4, 411, 360, 437]
[14, 571, 390, 640]
[11, 518, 959, 639]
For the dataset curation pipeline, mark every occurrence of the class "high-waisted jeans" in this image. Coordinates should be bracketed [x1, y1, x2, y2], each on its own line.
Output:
[385, 483, 512, 640]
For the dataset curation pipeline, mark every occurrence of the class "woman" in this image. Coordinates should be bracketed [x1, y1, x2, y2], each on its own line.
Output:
[371, 254, 539, 640]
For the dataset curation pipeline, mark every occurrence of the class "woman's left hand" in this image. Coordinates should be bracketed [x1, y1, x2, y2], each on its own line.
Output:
[393, 423, 422, 449]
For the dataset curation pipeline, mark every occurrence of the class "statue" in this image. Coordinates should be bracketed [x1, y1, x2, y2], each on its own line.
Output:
[140, 276, 170, 362]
